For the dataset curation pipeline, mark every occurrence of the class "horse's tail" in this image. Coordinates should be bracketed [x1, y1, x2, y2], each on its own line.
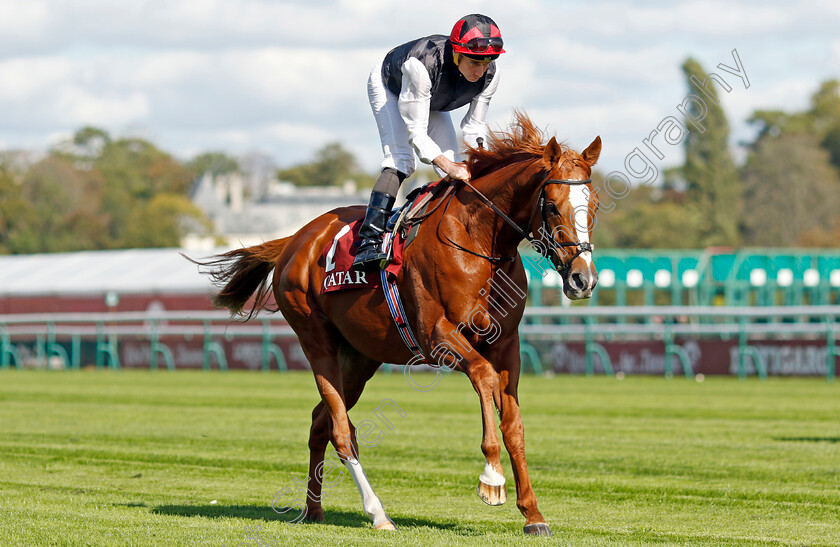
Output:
[187, 238, 291, 319]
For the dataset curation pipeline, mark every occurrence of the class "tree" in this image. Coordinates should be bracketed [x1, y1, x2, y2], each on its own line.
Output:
[19, 154, 109, 252]
[592, 183, 702, 249]
[0, 166, 39, 253]
[276, 142, 374, 187]
[118, 193, 208, 248]
[187, 152, 240, 178]
[0, 128, 211, 254]
[93, 137, 198, 246]
[809, 80, 840, 172]
[681, 58, 741, 247]
[740, 132, 840, 246]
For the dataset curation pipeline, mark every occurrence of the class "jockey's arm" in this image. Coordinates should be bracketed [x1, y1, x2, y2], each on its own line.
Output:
[460, 71, 499, 150]
[432, 154, 470, 181]
[397, 58, 472, 181]
[397, 58, 445, 164]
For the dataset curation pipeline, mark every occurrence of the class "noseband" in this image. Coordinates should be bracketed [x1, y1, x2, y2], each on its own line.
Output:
[456, 170, 594, 274]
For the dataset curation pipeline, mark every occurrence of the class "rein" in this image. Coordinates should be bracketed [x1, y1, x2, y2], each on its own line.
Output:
[443, 171, 594, 273]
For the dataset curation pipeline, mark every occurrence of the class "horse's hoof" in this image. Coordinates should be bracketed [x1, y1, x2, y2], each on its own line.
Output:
[303, 508, 325, 523]
[523, 523, 552, 536]
[374, 519, 396, 531]
[477, 478, 507, 506]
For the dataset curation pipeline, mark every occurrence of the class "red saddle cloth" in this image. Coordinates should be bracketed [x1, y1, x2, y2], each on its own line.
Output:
[320, 219, 405, 293]
[320, 179, 447, 294]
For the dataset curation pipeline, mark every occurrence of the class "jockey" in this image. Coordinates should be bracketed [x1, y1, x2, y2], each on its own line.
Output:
[353, 13, 506, 269]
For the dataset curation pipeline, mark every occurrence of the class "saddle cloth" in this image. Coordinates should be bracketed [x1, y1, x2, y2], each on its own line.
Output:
[319, 179, 447, 294]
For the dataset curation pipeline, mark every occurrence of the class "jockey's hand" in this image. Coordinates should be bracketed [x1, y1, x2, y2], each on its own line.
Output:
[433, 155, 471, 182]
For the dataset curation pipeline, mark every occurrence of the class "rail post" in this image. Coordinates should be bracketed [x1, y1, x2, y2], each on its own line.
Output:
[148, 319, 174, 371]
[95, 321, 120, 369]
[826, 321, 839, 383]
[519, 340, 544, 374]
[664, 323, 694, 379]
[260, 319, 286, 372]
[1, 327, 22, 370]
[46, 322, 70, 370]
[202, 320, 228, 371]
[585, 319, 614, 376]
[737, 318, 767, 380]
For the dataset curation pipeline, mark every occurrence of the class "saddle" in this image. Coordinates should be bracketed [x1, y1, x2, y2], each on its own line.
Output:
[320, 178, 454, 294]
[385, 178, 455, 253]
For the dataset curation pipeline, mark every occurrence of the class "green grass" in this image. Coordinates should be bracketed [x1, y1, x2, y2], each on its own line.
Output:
[0, 370, 838, 546]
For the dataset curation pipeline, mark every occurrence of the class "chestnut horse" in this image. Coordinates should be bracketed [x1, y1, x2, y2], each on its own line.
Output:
[199, 113, 601, 536]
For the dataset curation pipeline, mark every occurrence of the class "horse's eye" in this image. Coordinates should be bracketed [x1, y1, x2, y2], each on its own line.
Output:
[546, 202, 560, 215]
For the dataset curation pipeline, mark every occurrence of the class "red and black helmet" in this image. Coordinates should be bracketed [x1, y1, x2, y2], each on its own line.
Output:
[449, 14, 505, 59]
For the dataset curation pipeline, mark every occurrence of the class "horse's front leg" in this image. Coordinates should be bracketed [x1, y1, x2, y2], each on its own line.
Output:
[466, 360, 508, 506]
[496, 337, 551, 536]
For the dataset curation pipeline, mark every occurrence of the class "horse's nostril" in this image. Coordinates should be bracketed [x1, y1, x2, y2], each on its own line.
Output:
[571, 272, 585, 291]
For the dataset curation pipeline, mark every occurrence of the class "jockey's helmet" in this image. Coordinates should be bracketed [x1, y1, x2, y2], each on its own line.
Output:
[449, 14, 505, 61]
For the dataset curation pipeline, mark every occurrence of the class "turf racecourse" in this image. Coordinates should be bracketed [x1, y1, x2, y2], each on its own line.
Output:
[0, 371, 838, 547]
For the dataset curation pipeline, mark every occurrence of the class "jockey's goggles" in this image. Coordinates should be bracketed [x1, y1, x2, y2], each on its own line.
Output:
[455, 37, 504, 54]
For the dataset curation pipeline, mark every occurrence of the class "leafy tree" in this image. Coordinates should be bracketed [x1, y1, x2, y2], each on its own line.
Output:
[592, 184, 701, 249]
[0, 127, 210, 254]
[0, 166, 39, 253]
[187, 152, 240, 178]
[740, 132, 840, 246]
[738, 79, 840, 247]
[19, 154, 109, 252]
[747, 110, 813, 140]
[93, 137, 198, 246]
[810, 80, 840, 130]
[809, 80, 840, 171]
[681, 58, 741, 247]
[277, 142, 374, 187]
[119, 194, 208, 248]
[72, 126, 111, 158]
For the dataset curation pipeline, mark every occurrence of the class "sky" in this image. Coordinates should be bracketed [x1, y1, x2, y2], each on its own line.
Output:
[1, 0, 839, 179]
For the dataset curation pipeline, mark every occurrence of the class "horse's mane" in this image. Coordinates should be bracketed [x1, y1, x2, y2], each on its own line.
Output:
[466, 111, 573, 179]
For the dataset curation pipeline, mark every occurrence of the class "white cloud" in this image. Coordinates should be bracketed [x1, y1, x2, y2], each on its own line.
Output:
[0, 0, 49, 38]
[56, 88, 151, 126]
[562, 1, 797, 36]
[131, 51, 213, 86]
[721, 78, 816, 122]
[830, 40, 840, 71]
[536, 37, 680, 85]
[0, 56, 74, 101]
[0, 0, 835, 174]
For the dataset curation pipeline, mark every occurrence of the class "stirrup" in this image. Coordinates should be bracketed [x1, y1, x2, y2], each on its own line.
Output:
[353, 239, 387, 270]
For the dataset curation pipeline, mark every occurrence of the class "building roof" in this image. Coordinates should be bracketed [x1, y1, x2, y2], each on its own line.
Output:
[0, 248, 221, 296]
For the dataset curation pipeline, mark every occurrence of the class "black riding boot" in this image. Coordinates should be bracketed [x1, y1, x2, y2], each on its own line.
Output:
[353, 191, 396, 269]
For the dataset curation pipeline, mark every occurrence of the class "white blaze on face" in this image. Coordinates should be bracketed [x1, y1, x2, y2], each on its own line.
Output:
[568, 185, 593, 267]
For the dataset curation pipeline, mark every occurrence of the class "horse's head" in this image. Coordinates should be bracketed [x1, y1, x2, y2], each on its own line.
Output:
[532, 136, 602, 300]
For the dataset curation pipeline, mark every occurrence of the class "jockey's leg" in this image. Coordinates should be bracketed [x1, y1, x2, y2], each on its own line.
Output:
[352, 168, 404, 269]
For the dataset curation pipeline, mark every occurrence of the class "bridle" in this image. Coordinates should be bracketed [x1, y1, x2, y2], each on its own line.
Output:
[442, 169, 594, 274]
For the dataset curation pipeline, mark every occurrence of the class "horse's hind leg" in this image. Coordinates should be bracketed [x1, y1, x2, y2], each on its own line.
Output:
[302, 402, 329, 522]
[303, 340, 394, 530]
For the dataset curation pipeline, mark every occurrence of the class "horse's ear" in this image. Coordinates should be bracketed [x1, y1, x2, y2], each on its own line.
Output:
[582, 136, 602, 166]
[542, 137, 564, 168]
